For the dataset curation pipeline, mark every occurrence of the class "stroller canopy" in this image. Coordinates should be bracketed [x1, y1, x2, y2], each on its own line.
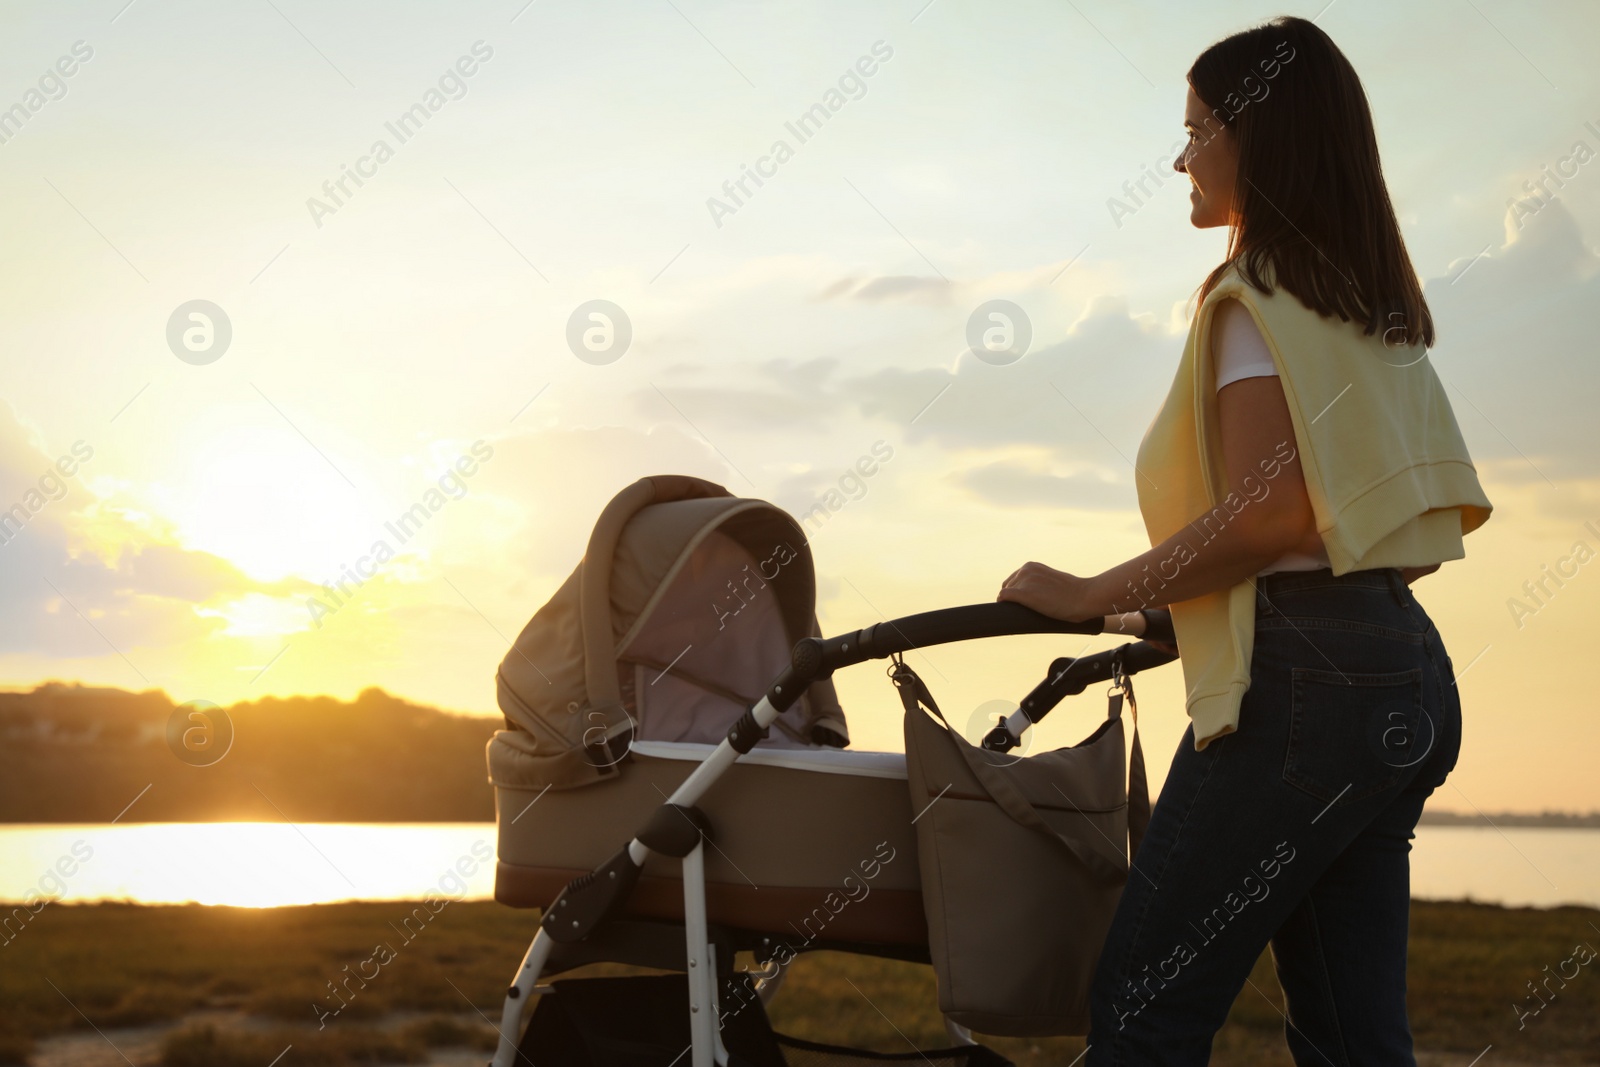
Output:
[495, 475, 849, 791]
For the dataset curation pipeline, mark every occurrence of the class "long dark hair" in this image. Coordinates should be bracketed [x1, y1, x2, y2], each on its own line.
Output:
[1189, 16, 1434, 347]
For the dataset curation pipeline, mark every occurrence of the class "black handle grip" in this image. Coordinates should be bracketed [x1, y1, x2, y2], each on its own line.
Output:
[859, 602, 1111, 657]
[768, 603, 1175, 716]
[792, 602, 1107, 682]
[1140, 608, 1175, 646]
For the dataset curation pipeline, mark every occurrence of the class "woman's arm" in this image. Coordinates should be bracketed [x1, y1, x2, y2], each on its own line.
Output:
[998, 373, 1317, 620]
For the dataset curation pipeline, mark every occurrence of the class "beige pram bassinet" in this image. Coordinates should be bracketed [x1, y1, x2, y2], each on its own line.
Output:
[487, 474, 926, 943]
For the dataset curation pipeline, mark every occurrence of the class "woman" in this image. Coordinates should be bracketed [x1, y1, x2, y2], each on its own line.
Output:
[997, 16, 1492, 1065]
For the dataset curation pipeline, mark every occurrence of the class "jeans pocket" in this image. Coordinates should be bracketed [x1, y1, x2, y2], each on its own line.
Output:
[1284, 667, 1425, 804]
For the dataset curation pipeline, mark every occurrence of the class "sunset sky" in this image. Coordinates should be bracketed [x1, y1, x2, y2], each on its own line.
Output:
[2, 0, 1597, 811]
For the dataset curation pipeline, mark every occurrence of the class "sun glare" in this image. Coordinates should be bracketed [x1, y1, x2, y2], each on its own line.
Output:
[196, 592, 316, 638]
[157, 437, 387, 585]
[0, 824, 497, 908]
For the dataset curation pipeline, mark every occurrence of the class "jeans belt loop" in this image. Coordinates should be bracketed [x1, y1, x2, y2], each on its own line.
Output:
[1256, 575, 1277, 615]
[1385, 567, 1407, 606]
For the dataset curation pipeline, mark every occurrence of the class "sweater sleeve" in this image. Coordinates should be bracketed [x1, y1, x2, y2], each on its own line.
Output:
[1213, 297, 1277, 390]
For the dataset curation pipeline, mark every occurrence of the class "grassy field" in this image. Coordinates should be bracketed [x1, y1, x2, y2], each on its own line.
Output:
[1, 899, 1597, 1065]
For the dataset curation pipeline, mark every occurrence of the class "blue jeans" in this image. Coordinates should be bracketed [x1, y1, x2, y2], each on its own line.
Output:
[1086, 567, 1461, 1065]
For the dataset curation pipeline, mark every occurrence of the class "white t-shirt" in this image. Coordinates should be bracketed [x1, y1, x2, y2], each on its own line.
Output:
[1213, 298, 1330, 576]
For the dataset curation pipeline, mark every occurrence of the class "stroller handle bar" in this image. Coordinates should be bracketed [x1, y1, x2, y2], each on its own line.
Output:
[778, 603, 1173, 707]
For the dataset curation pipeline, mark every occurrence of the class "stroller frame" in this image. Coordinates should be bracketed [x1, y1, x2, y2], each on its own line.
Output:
[489, 601, 1176, 1067]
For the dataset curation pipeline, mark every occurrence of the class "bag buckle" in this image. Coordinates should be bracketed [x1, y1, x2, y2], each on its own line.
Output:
[1107, 649, 1137, 723]
[1108, 649, 1129, 697]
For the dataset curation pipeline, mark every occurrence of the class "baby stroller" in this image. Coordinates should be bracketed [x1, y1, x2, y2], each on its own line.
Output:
[484, 475, 1176, 1066]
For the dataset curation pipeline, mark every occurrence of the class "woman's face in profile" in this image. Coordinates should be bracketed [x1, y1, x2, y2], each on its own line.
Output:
[1175, 86, 1239, 229]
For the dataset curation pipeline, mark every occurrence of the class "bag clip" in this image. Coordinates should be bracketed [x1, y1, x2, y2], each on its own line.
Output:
[1107, 649, 1137, 723]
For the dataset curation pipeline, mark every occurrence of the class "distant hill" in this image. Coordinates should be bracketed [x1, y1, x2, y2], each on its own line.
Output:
[0, 683, 500, 823]
[1417, 809, 1600, 829]
[4, 682, 1597, 827]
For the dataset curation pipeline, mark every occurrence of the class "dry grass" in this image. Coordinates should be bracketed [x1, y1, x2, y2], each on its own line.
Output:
[0, 899, 1595, 1065]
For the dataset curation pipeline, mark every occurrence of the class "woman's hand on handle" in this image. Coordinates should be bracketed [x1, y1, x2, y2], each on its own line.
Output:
[999, 564, 1182, 657]
[997, 561, 1101, 622]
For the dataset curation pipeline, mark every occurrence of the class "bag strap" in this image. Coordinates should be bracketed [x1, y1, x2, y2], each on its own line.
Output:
[892, 659, 1127, 887]
[1110, 652, 1150, 865]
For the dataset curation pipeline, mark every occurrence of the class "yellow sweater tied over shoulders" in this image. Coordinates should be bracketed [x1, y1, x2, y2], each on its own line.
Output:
[1135, 263, 1493, 749]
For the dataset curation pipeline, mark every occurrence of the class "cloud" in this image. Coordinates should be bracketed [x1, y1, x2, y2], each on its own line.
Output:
[817, 275, 957, 304]
[648, 204, 1600, 526]
[628, 291, 1176, 467]
[635, 358, 845, 432]
[1424, 198, 1600, 485]
[950, 459, 1133, 511]
[0, 402, 291, 658]
[0, 405, 750, 668]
